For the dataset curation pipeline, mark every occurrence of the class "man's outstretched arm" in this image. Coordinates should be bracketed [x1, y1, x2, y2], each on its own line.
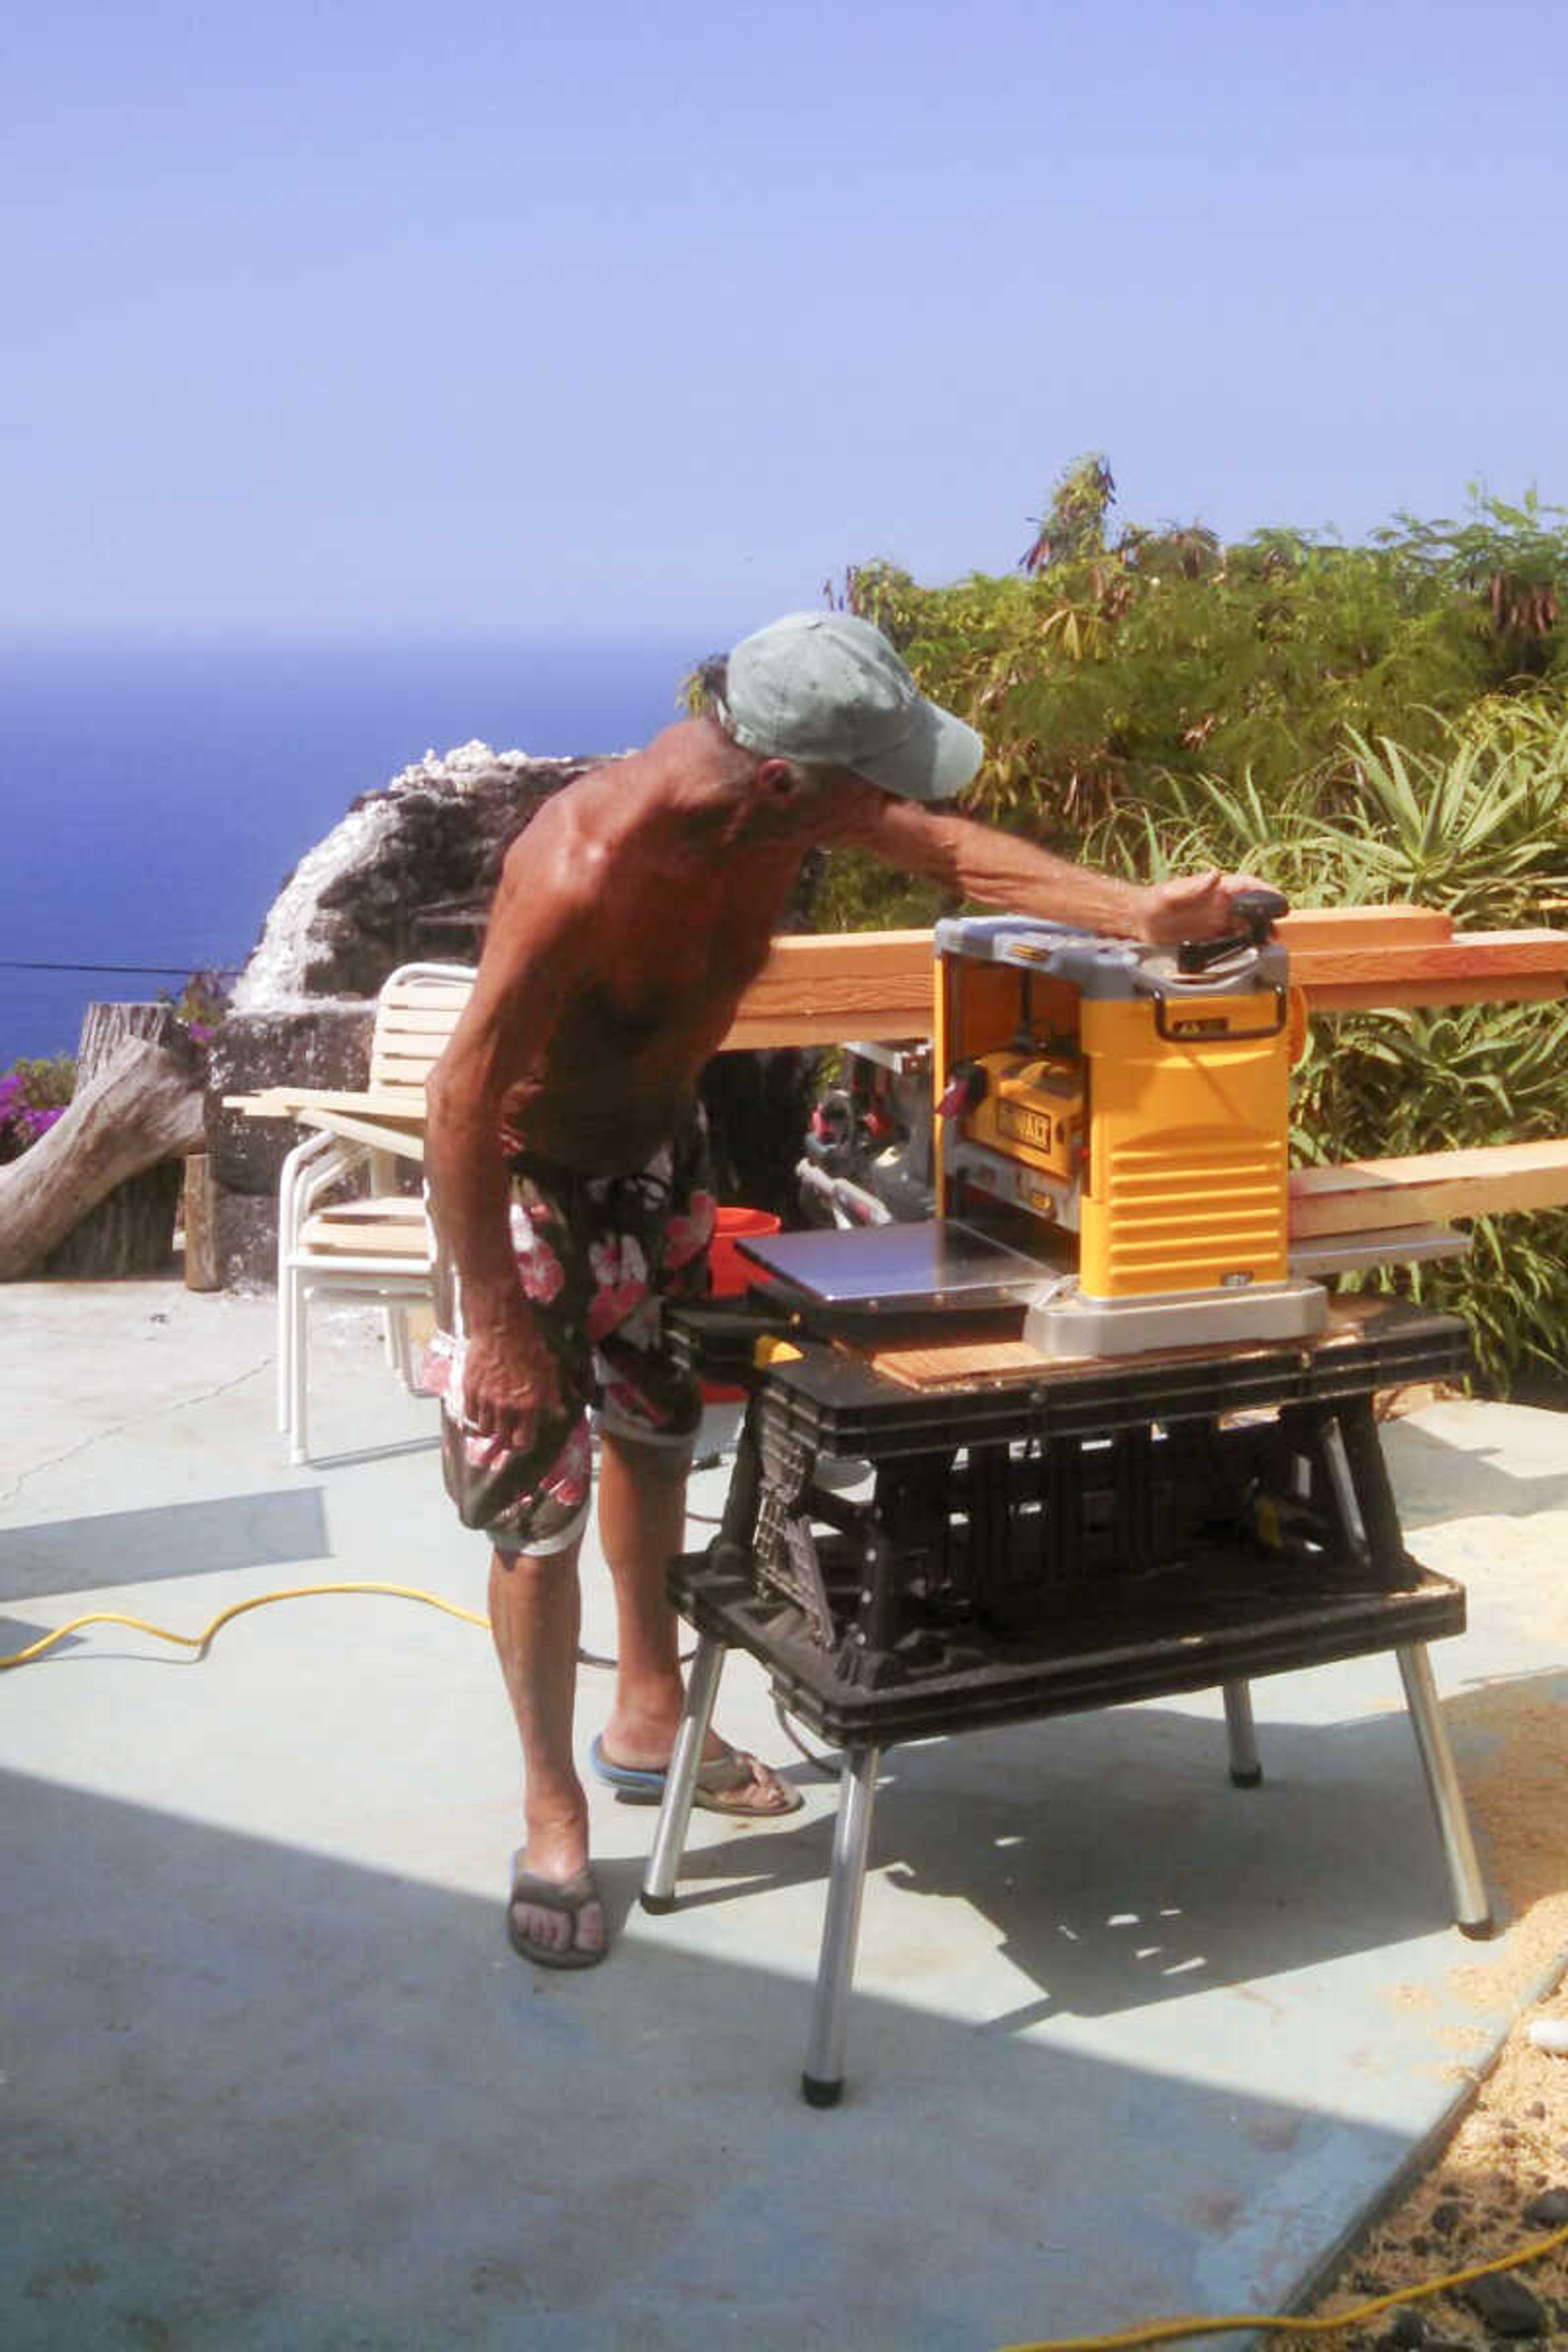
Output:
[852, 795, 1268, 943]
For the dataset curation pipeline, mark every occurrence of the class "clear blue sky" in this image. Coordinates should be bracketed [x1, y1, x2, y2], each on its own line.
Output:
[5, 0, 1564, 644]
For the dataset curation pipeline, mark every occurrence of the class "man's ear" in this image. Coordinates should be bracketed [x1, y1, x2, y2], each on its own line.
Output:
[755, 757, 802, 798]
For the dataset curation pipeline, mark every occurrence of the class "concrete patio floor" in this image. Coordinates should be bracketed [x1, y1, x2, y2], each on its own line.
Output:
[4, 1279, 1568, 2351]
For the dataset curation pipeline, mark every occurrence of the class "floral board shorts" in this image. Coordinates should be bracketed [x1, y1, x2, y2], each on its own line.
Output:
[421, 1114, 717, 1557]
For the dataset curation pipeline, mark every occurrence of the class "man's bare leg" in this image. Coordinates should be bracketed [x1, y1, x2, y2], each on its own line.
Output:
[596, 1429, 795, 1812]
[489, 1539, 607, 1962]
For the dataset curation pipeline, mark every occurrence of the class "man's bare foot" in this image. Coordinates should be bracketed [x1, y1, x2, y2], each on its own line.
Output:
[507, 1854, 608, 1969]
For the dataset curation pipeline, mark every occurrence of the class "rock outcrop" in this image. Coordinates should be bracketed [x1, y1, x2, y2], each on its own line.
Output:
[206, 740, 818, 1287]
[208, 742, 588, 1286]
[231, 741, 589, 1010]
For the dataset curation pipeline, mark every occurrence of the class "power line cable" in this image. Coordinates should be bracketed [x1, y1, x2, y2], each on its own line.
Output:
[0, 960, 243, 976]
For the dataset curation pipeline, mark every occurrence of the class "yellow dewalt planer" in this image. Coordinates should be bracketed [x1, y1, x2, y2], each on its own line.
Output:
[933, 890, 1328, 1356]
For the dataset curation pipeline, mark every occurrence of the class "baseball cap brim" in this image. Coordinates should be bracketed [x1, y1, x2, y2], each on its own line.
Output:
[847, 693, 986, 804]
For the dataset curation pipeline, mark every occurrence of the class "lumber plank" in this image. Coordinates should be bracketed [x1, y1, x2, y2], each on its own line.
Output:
[717, 918, 1568, 1046]
[857, 1296, 1410, 1389]
[720, 929, 933, 1050]
[864, 1334, 1049, 1386]
[231, 912, 1568, 1087]
[1289, 930, 1568, 998]
[722, 1007, 933, 1049]
[1274, 906, 1452, 948]
[1289, 1140, 1568, 1236]
[1303, 976, 1566, 1013]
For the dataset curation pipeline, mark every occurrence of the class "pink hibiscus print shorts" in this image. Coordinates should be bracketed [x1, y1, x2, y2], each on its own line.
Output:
[424, 1109, 717, 1555]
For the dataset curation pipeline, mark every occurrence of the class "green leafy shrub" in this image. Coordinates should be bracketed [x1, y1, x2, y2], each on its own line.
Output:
[820, 472, 1568, 932]
[1290, 1003, 1568, 1391]
[1074, 707, 1568, 1394]
[726, 468, 1568, 1391]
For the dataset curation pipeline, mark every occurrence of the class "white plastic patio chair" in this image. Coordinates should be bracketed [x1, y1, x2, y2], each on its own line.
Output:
[276, 961, 475, 1462]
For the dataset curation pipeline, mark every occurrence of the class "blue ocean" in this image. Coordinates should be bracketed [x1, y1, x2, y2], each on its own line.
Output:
[0, 634, 715, 1065]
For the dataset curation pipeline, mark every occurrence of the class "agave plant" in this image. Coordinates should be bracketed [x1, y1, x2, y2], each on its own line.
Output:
[1292, 1000, 1568, 1165]
[1323, 726, 1568, 922]
[1289, 998, 1568, 1390]
[1381, 1210, 1568, 1393]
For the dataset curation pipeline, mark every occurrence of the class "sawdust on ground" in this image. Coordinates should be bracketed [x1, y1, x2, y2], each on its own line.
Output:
[1263, 1663, 1568, 2348]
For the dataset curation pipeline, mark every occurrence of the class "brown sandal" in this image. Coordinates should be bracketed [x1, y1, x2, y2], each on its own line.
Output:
[506, 1857, 607, 1969]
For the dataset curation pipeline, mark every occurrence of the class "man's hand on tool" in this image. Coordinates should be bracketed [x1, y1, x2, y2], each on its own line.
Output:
[1135, 870, 1275, 946]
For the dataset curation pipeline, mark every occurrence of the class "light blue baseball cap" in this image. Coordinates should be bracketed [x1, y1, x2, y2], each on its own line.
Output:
[719, 611, 985, 802]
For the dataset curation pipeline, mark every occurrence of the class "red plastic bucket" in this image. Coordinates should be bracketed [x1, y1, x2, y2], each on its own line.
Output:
[702, 1204, 782, 1399]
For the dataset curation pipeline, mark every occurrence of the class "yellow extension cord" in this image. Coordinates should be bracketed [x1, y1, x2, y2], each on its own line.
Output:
[5, 1586, 1567, 2352]
[0, 1579, 491, 1668]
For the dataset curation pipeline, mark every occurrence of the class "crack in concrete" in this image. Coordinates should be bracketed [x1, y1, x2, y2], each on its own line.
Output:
[0, 1358, 274, 1513]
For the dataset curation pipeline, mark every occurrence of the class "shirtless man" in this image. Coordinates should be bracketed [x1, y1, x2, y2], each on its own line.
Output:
[424, 610, 1263, 1969]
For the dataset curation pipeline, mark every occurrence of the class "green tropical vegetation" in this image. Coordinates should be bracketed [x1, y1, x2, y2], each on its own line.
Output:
[811, 461, 1568, 1393]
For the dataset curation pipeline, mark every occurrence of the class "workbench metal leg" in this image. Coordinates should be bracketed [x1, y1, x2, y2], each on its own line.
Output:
[802, 1744, 881, 2108]
[1222, 1680, 1263, 1787]
[1396, 1644, 1493, 1938]
[640, 1634, 726, 1915]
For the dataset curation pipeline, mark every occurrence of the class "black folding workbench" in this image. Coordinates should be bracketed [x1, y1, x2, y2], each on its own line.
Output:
[640, 1292, 1492, 2105]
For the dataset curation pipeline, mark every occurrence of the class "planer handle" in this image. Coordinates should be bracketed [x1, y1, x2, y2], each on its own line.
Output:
[1176, 885, 1289, 974]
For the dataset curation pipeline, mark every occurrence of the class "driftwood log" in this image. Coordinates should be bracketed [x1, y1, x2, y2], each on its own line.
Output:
[42, 1004, 198, 1278]
[0, 1020, 205, 1281]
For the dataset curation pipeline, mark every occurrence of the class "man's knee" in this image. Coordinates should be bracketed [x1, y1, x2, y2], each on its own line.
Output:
[489, 1509, 591, 1573]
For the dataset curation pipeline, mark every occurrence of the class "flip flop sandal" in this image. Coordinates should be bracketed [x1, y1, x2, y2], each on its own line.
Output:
[506, 1856, 607, 1969]
[589, 1733, 803, 1817]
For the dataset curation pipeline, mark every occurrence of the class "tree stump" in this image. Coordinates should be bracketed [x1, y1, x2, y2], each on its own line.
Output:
[42, 1004, 193, 1277]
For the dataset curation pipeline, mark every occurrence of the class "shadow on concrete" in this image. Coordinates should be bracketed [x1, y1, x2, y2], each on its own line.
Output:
[660, 1683, 1492, 2023]
[0, 1489, 330, 1603]
[4, 1762, 1415, 2352]
[0, 1612, 68, 1661]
